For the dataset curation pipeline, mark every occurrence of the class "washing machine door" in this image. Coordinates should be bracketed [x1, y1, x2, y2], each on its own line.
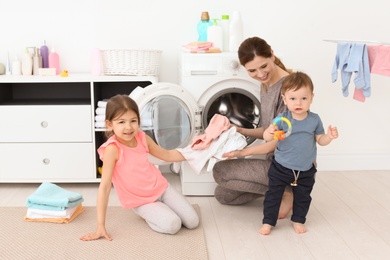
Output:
[198, 78, 261, 146]
[130, 82, 200, 150]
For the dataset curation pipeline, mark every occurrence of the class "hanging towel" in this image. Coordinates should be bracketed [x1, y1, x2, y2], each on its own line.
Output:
[331, 42, 371, 102]
[367, 45, 390, 76]
[26, 182, 84, 211]
[178, 127, 247, 174]
[191, 114, 230, 150]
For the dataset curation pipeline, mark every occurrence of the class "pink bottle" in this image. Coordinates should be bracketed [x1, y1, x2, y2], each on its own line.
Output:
[48, 49, 60, 75]
[91, 48, 102, 76]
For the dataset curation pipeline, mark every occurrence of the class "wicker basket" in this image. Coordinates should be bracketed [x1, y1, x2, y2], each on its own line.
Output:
[101, 49, 162, 76]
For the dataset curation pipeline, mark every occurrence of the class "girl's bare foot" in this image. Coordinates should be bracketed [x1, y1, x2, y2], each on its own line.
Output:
[259, 224, 272, 235]
[292, 222, 307, 234]
[278, 191, 293, 219]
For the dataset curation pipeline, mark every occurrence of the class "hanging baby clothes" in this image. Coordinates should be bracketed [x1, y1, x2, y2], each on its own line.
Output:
[331, 42, 371, 102]
[367, 45, 390, 76]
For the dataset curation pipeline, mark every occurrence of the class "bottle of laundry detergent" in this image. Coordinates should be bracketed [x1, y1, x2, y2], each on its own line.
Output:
[229, 11, 244, 52]
[207, 19, 223, 50]
[220, 15, 230, 52]
[197, 11, 212, 42]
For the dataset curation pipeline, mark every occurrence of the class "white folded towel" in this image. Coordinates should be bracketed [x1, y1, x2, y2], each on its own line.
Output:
[95, 107, 106, 115]
[26, 204, 79, 219]
[95, 121, 106, 128]
[97, 100, 108, 108]
[95, 115, 105, 122]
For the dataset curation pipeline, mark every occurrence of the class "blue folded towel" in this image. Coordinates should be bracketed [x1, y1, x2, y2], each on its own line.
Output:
[26, 182, 84, 211]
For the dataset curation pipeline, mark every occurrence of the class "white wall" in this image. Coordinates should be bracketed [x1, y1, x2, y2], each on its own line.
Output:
[1, 0, 389, 170]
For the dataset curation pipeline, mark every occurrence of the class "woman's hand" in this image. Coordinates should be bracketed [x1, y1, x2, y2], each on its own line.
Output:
[80, 226, 112, 241]
[222, 150, 240, 159]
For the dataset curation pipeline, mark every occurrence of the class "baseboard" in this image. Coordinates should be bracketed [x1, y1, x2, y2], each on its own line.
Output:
[317, 152, 390, 171]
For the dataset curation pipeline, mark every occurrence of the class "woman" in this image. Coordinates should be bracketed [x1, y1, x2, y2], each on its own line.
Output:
[213, 36, 293, 218]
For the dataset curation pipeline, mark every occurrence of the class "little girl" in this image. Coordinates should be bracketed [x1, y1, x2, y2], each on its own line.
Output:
[81, 94, 199, 241]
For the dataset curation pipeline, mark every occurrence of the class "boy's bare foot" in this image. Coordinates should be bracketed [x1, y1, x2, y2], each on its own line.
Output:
[259, 224, 272, 235]
[278, 191, 293, 219]
[292, 222, 307, 234]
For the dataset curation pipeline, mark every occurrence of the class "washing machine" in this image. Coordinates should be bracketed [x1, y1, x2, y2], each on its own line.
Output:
[130, 52, 262, 196]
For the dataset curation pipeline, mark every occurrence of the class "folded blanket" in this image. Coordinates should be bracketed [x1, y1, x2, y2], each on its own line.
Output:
[26, 182, 84, 211]
[26, 204, 79, 219]
[24, 204, 84, 224]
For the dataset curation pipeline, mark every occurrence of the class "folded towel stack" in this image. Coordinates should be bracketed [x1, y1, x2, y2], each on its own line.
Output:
[95, 99, 107, 128]
[24, 182, 85, 223]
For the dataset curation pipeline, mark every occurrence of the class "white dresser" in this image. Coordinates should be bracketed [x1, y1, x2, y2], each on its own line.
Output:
[0, 74, 157, 183]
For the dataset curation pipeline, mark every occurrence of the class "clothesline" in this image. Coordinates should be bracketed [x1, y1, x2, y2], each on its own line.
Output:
[323, 39, 390, 45]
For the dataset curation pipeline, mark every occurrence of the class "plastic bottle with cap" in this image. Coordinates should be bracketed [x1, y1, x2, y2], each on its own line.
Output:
[197, 11, 212, 42]
[220, 15, 230, 52]
[48, 49, 60, 75]
[207, 19, 223, 50]
[21, 48, 33, 76]
[33, 47, 42, 75]
[40, 40, 49, 68]
[229, 11, 244, 52]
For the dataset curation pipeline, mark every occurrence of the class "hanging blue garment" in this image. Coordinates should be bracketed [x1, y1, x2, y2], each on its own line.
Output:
[331, 42, 371, 98]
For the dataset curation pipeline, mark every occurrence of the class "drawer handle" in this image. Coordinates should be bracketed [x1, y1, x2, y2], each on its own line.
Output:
[43, 158, 50, 165]
[41, 121, 48, 128]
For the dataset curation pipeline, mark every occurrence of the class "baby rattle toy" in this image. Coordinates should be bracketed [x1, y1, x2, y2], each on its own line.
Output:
[272, 117, 292, 141]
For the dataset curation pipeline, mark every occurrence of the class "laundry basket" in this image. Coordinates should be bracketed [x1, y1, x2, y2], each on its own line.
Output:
[101, 49, 162, 76]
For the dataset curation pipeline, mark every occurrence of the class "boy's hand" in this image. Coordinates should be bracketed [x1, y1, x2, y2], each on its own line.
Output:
[327, 125, 338, 140]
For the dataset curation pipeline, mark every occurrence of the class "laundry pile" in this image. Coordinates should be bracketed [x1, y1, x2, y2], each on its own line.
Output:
[177, 114, 247, 174]
[95, 99, 107, 128]
[24, 182, 84, 223]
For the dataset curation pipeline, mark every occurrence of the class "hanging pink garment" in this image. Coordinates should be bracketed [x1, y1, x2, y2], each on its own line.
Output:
[367, 45, 390, 76]
[191, 114, 230, 150]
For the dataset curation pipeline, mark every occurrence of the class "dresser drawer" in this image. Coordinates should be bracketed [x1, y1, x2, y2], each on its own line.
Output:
[0, 143, 95, 181]
[0, 105, 92, 142]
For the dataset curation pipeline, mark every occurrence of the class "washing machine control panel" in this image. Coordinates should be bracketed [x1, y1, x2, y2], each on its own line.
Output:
[181, 52, 248, 77]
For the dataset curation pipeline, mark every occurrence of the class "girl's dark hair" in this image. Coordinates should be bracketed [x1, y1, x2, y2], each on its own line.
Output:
[281, 71, 314, 95]
[104, 94, 140, 138]
[238, 36, 289, 72]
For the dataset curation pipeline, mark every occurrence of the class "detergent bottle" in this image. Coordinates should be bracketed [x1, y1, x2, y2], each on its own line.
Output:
[207, 19, 223, 50]
[229, 11, 244, 52]
[197, 12, 212, 42]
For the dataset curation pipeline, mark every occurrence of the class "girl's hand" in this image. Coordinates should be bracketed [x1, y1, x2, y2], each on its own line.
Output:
[327, 125, 339, 140]
[80, 227, 112, 241]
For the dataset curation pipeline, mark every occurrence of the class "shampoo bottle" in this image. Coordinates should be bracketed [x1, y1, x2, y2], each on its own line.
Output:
[33, 47, 42, 75]
[21, 48, 33, 76]
[48, 48, 60, 75]
[207, 19, 223, 50]
[197, 11, 212, 42]
[40, 41, 49, 68]
[229, 11, 244, 52]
